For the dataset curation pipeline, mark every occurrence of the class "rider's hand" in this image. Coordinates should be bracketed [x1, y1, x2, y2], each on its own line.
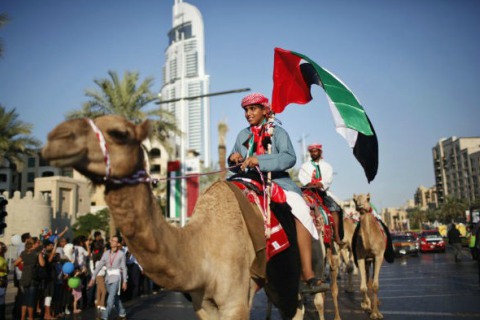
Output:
[240, 156, 259, 171]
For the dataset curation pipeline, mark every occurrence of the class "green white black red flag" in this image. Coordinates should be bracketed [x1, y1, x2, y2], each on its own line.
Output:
[272, 47, 378, 182]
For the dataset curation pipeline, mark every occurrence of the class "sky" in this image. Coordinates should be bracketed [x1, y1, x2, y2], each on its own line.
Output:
[1, 0, 479, 210]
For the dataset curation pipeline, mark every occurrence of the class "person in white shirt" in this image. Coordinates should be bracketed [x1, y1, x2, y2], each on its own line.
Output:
[298, 143, 342, 245]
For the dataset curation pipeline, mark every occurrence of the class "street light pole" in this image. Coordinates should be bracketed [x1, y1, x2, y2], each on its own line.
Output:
[156, 87, 250, 227]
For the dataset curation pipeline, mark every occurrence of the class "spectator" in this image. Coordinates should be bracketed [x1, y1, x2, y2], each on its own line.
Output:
[90, 239, 106, 312]
[14, 238, 41, 320]
[0, 242, 8, 320]
[475, 224, 480, 286]
[38, 239, 58, 319]
[447, 223, 463, 262]
[89, 235, 128, 320]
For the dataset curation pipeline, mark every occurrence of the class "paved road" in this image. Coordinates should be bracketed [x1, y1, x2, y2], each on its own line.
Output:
[3, 246, 480, 319]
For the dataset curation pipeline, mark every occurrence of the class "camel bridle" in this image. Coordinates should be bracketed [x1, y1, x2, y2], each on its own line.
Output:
[86, 118, 153, 185]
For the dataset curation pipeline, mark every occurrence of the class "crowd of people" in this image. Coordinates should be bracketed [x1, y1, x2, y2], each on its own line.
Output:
[1, 227, 158, 320]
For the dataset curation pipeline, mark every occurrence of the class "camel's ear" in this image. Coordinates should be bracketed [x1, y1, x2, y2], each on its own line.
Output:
[136, 120, 151, 142]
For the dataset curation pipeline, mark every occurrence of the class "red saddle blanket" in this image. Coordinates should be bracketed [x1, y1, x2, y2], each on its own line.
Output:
[230, 178, 289, 261]
[302, 188, 334, 244]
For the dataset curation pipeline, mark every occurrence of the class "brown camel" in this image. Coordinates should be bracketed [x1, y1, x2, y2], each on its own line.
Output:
[352, 193, 386, 320]
[310, 240, 341, 320]
[339, 214, 358, 293]
[290, 205, 341, 320]
[41, 115, 260, 320]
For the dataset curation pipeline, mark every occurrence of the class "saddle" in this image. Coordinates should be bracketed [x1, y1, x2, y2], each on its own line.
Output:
[302, 188, 335, 244]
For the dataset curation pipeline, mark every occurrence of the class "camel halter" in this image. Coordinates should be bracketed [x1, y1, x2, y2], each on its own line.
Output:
[86, 118, 112, 180]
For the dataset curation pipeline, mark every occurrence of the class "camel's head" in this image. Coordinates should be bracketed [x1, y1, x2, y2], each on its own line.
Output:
[352, 193, 371, 214]
[41, 115, 150, 184]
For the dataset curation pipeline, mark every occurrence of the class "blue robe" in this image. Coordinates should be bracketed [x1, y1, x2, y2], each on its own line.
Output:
[228, 125, 302, 195]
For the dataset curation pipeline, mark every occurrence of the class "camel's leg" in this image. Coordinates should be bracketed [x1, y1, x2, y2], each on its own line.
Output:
[369, 258, 384, 320]
[291, 293, 305, 320]
[312, 246, 328, 320]
[340, 246, 355, 293]
[357, 258, 371, 313]
[313, 292, 326, 320]
[329, 246, 341, 320]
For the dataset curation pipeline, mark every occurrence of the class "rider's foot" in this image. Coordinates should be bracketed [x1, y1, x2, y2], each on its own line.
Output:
[301, 277, 330, 294]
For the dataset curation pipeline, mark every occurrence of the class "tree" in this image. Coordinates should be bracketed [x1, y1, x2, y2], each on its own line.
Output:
[66, 70, 180, 154]
[71, 208, 110, 238]
[440, 196, 467, 223]
[0, 105, 41, 169]
[0, 13, 9, 58]
[408, 207, 426, 230]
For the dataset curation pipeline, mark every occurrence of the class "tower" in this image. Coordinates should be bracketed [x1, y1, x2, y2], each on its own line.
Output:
[161, 0, 210, 224]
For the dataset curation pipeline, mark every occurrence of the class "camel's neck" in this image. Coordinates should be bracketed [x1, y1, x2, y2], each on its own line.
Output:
[359, 210, 376, 246]
[104, 183, 190, 289]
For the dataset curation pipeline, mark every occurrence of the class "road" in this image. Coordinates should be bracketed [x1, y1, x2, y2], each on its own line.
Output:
[3, 246, 480, 319]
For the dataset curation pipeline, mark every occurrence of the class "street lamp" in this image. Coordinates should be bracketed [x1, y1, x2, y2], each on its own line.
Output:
[156, 87, 250, 227]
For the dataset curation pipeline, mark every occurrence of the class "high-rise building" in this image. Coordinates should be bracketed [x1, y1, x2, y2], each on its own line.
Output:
[414, 185, 438, 210]
[160, 0, 210, 165]
[432, 136, 480, 204]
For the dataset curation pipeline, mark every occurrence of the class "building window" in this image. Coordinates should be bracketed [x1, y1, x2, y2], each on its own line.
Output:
[150, 148, 161, 158]
[42, 171, 54, 177]
[27, 172, 35, 183]
[28, 157, 36, 168]
[151, 165, 161, 174]
[186, 52, 198, 77]
[0, 174, 6, 183]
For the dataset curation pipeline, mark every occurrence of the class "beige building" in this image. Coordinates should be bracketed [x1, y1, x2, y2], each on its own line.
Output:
[433, 136, 480, 204]
[414, 185, 438, 210]
[381, 207, 409, 232]
[0, 152, 70, 196]
[1, 176, 90, 245]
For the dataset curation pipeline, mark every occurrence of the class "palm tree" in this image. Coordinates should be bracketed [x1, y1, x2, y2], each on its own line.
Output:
[0, 105, 41, 168]
[440, 196, 467, 223]
[0, 13, 9, 58]
[66, 70, 180, 153]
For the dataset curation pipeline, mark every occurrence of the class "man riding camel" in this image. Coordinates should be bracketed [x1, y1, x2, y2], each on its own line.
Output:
[298, 143, 343, 246]
[228, 93, 329, 294]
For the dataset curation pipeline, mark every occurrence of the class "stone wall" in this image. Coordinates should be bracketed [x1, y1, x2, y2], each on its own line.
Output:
[0, 190, 51, 246]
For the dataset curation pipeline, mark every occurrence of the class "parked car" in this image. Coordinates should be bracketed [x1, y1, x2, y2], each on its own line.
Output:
[419, 230, 446, 253]
[392, 233, 419, 257]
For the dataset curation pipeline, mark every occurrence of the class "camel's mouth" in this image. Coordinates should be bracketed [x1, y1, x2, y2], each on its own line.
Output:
[41, 147, 86, 168]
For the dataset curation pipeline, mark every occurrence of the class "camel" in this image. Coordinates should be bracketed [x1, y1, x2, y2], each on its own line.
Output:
[339, 214, 358, 293]
[291, 194, 342, 320]
[41, 115, 262, 320]
[352, 193, 387, 320]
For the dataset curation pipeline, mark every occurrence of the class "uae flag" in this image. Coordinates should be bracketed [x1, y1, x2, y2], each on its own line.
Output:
[272, 47, 378, 183]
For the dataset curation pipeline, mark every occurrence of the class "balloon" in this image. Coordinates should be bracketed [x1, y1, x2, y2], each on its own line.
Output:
[11, 234, 22, 246]
[68, 277, 81, 289]
[62, 262, 74, 275]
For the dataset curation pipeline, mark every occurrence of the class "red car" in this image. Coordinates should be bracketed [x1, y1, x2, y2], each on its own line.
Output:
[419, 230, 446, 253]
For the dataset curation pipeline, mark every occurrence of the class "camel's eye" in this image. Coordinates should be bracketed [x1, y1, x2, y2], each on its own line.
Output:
[107, 129, 130, 142]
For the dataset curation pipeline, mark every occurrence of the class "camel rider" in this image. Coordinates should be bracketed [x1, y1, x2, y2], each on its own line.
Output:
[298, 143, 343, 246]
[228, 93, 329, 294]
